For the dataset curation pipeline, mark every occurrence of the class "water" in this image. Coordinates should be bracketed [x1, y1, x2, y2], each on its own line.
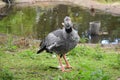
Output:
[0, 3, 120, 43]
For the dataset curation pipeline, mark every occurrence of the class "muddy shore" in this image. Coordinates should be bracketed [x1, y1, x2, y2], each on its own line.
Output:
[14, 0, 120, 16]
[0, 0, 120, 16]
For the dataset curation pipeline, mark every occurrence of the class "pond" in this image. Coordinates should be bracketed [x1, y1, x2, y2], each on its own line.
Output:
[0, 2, 120, 43]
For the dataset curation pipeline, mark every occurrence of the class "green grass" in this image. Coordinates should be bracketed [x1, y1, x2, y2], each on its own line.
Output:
[95, 0, 120, 3]
[0, 45, 120, 80]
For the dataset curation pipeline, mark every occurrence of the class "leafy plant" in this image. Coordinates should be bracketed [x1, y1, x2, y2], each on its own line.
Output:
[69, 45, 104, 61]
[109, 53, 120, 70]
[0, 68, 14, 80]
[5, 34, 18, 52]
[80, 38, 88, 43]
[19, 50, 36, 59]
[72, 69, 110, 80]
[69, 45, 91, 57]
[90, 69, 110, 80]
[117, 54, 120, 66]
[95, 0, 120, 3]
[0, 45, 119, 80]
[93, 45, 104, 60]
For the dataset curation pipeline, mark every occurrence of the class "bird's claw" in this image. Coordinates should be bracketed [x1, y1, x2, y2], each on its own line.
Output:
[61, 67, 71, 72]
[58, 65, 72, 72]
[65, 66, 72, 69]
[61, 69, 71, 72]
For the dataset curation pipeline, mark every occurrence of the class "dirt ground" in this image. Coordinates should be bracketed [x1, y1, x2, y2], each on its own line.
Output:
[72, 0, 120, 16]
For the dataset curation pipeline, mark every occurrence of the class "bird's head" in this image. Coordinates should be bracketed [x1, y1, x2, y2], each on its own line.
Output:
[63, 16, 73, 29]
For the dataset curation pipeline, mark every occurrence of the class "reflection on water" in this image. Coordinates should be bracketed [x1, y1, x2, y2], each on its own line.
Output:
[0, 3, 120, 43]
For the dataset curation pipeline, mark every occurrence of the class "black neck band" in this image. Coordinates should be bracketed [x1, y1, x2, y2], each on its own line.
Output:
[65, 27, 72, 33]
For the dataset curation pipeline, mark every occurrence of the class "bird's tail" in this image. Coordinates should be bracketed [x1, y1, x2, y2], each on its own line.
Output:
[37, 40, 46, 54]
[37, 46, 45, 54]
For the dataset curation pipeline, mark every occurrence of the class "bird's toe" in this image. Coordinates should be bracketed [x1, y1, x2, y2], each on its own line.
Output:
[65, 65, 72, 69]
[61, 69, 71, 72]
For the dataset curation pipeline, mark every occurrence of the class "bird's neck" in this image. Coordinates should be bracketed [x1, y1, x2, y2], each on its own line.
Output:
[65, 27, 72, 33]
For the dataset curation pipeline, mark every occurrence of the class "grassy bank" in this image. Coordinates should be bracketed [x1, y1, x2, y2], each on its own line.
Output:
[95, 0, 120, 3]
[0, 44, 120, 80]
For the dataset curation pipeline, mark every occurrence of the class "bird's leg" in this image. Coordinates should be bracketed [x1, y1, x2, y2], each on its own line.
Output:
[57, 55, 65, 72]
[63, 54, 72, 69]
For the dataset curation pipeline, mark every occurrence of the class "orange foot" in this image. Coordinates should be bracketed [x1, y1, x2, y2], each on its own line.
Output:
[57, 65, 72, 72]
[65, 65, 72, 69]
[62, 69, 71, 72]
[61, 67, 71, 72]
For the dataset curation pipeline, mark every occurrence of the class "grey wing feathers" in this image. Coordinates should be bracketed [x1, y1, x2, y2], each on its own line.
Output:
[45, 29, 63, 48]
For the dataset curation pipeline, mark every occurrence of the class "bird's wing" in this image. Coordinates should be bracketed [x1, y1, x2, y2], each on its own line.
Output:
[45, 30, 64, 49]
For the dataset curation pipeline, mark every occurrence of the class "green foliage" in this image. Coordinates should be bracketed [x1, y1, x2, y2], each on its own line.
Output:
[0, 68, 14, 80]
[90, 69, 110, 80]
[0, 7, 36, 36]
[19, 50, 36, 59]
[80, 38, 88, 43]
[69, 45, 92, 56]
[62, 69, 110, 80]
[0, 3, 120, 40]
[69, 45, 104, 60]
[4, 35, 18, 51]
[109, 53, 120, 70]
[93, 45, 104, 60]
[112, 27, 120, 38]
[0, 45, 120, 80]
[95, 0, 120, 3]
[117, 54, 120, 66]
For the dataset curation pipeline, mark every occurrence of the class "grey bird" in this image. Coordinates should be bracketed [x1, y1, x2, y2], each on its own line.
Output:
[37, 16, 80, 72]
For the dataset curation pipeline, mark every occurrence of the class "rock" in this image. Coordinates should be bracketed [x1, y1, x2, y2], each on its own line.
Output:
[89, 21, 101, 35]
[0, 1, 6, 6]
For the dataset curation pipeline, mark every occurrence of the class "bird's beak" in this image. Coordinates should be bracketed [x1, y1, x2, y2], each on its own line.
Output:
[62, 23, 64, 26]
